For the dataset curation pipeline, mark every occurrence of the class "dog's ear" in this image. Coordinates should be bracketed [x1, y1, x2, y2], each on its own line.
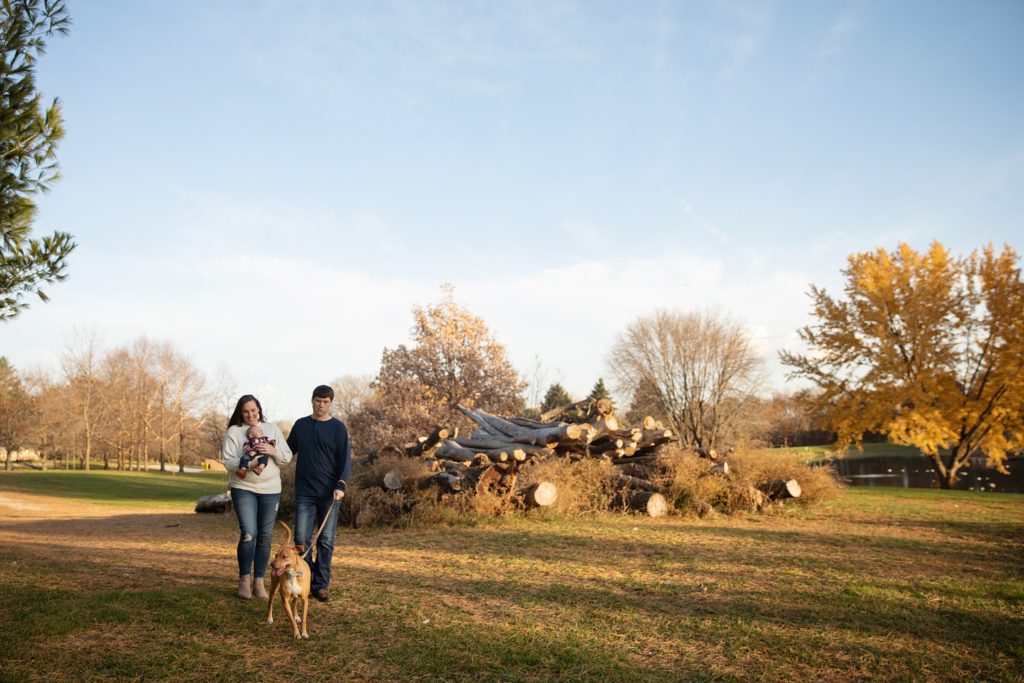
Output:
[293, 545, 304, 553]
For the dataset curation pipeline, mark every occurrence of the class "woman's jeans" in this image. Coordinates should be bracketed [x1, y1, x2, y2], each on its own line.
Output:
[230, 488, 280, 579]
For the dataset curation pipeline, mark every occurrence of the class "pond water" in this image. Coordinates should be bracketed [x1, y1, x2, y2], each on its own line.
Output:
[822, 455, 1024, 493]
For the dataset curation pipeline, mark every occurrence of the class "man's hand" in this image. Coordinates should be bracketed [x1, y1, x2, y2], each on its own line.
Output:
[333, 489, 345, 501]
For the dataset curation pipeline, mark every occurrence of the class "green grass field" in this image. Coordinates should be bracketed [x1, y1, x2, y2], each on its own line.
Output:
[0, 470, 1020, 682]
[0, 469, 226, 505]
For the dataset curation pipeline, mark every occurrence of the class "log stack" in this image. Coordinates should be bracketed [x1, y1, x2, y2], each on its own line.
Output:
[362, 399, 802, 520]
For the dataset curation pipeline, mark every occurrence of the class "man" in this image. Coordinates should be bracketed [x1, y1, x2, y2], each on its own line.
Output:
[287, 384, 351, 602]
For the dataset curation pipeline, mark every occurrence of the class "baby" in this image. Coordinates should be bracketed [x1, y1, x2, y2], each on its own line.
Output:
[235, 424, 275, 478]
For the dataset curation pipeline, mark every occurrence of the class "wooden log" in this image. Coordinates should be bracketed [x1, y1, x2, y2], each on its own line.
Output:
[435, 440, 479, 463]
[610, 427, 642, 441]
[616, 461, 655, 479]
[611, 454, 658, 465]
[589, 438, 624, 453]
[707, 462, 730, 477]
[405, 425, 451, 458]
[417, 471, 462, 493]
[195, 492, 231, 513]
[585, 415, 619, 439]
[372, 445, 404, 463]
[518, 481, 558, 508]
[474, 465, 504, 496]
[581, 421, 598, 444]
[626, 491, 667, 517]
[455, 404, 524, 439]
[521, 423, 582, 445]
[595, 397, 614, 416]
[637, 429, 673, 447]
[455, 404, 577, 446]
[539, 398, 590, 422]
[383, 469, 405, 490]
[757, 479, 801, 500]
[613, 473, 659, 493]
[641, 416, 658, 430]
[507, 416, 562, 430]
[437, 458, 470, 472]
[453, 436, 552, 456]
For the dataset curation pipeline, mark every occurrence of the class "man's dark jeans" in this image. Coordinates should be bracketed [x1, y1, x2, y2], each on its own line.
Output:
[294, 494, 340, 592]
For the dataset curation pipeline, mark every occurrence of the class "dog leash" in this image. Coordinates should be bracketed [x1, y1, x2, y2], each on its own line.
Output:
[299, 502, 335, 561]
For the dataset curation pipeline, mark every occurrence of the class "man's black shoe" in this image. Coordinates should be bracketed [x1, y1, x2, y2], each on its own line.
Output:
[313, 589, 330, 602]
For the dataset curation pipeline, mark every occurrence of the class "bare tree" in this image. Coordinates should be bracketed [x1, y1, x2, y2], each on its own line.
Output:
[330, 374, 375, 422]
[168, 352, 207, 473]
[0, 357, 34, 469]
[608, 309, 764, 451]
[61, 331, 105, 470]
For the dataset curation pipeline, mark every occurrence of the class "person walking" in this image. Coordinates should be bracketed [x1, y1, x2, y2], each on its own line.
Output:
[221, 394, 293, 600]
[287, 384, 351, 602]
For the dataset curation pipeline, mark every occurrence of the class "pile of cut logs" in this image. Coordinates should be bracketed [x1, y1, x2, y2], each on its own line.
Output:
[366, 398, 802, 518]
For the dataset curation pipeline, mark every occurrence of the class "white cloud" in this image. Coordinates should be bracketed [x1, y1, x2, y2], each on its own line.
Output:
[6, 241, 822, 422]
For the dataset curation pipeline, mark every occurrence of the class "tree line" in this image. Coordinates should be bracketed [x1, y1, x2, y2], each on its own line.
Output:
[0, 335, 223, 472]
[2, 241, 1022, 490]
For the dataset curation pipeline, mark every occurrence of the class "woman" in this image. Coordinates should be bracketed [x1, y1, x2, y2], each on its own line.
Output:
[221, 394, 293, 599]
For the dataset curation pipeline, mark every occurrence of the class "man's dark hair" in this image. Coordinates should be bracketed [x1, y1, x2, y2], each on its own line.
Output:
[312, 384, 334, 400]
[227, 394, 265, 428]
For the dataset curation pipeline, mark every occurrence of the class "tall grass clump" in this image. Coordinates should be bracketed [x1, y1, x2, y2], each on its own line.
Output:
[655, 446, 841, 516]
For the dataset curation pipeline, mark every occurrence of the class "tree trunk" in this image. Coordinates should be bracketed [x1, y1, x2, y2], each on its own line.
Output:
[195, 492, 232, 513]
[517, 481, 557, 508]
[383, 469, 405, 490]
[454, 436, 551, 456]
[613, 473, 659, 493]
[626, 491, 667, 517]
[435, 440, 477, 463]
[405, 425, 451, 458]
[757, 479, 801, 500]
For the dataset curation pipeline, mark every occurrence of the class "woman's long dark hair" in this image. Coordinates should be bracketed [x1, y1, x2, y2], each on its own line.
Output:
[227, 394, 265, 428]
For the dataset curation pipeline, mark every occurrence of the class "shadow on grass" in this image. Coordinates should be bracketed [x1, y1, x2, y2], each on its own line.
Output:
[1, 509, 1022, 681]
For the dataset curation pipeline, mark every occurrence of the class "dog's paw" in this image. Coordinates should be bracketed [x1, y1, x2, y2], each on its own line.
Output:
[302, 632, 309, 639]
[294, 615, 301, 624]
[266, 617, 274, 624]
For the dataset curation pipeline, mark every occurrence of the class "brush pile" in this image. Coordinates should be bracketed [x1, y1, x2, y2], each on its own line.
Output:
[341, 398, 831, 527]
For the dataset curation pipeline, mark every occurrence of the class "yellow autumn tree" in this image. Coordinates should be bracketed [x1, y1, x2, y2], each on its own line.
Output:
[350, 287, 526, 453]
[781, 242, 1024, 488]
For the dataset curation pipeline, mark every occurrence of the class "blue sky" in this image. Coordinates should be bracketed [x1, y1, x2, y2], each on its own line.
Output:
[6, 0, 1023, 421]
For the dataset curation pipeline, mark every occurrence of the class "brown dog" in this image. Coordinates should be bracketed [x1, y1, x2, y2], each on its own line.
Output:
[266, 520, 312, 639]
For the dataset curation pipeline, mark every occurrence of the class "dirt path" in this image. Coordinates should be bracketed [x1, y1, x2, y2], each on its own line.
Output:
[0, 491, 239, 592]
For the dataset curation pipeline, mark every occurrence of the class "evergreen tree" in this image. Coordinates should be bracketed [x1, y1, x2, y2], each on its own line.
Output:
[588, 377, 610, 402]
[1, 0, 75, 321]
[540, 383, 571, 413]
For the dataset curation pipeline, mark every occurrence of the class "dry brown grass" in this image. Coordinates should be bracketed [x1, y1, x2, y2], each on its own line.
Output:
[516, 457, 618, 514]
[337, 447, 842, 527]
[0, 470, 1020, 682]
[656, 446, 842, 516]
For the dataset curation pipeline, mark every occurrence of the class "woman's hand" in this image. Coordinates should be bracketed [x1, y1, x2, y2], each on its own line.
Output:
[256, 442, 277, 457]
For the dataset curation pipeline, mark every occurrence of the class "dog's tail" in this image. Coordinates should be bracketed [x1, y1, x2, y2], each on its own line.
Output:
[277, 520, 294, 546]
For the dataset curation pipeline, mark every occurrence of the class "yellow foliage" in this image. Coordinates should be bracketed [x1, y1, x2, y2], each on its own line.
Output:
[782, 241, 1024, 487]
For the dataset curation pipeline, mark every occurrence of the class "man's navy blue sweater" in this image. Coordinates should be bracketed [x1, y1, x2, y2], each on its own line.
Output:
[287, 416, 352, 499]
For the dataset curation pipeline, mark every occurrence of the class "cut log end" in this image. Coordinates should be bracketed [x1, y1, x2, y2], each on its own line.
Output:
[627, 491, 667, 518]
[758, 478, 801, 500]
[520, 481, 558, 508]
[383, 469, 405, 490]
